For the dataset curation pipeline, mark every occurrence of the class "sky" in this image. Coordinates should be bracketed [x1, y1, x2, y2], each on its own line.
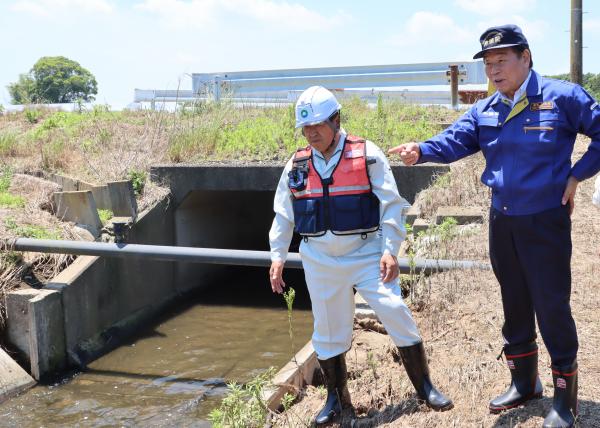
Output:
[1, 0, 600, 109]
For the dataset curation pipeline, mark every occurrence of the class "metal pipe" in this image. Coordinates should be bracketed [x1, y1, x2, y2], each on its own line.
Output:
[5, 238, 490, 274]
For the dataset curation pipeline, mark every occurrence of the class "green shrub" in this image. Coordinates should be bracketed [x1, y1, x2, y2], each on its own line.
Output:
[98, 209, 114, 224]
[24, 108, 41, 124]
[127, 170, 147, 196]
[208, 367, 276, 428]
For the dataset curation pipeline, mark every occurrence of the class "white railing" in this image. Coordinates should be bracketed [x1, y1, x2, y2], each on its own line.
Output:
[134, 61, 487, 108]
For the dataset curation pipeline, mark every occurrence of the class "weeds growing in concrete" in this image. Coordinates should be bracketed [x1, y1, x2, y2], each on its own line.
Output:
[97, 209, 114, 225]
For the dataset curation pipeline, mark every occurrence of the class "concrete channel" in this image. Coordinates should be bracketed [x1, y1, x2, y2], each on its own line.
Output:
[0, 163, 449, 423]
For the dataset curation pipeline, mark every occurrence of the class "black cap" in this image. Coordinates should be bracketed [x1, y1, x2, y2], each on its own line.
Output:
[473, 24, 529, 59]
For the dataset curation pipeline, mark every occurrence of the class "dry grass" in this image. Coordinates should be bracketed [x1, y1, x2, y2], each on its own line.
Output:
[0, 173, 81, 329]
[272, 136, 600, 427]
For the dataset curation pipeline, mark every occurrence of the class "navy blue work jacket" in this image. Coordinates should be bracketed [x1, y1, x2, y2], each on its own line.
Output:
[419, 70, 600, 215]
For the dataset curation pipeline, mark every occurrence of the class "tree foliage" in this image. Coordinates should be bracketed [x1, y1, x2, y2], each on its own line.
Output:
[547, 72, 600, 101]
[7, 74, 36, 104]
[7, 56, 98, 104]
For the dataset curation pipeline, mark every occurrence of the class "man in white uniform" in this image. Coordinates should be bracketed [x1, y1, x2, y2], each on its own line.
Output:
[269, 86, 453, 425]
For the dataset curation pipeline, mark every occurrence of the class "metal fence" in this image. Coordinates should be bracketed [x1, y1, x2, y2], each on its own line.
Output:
[134, 61, 487, 108]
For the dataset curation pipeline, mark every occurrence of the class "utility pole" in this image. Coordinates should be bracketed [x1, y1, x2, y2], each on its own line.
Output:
[571, 0, 583, 84]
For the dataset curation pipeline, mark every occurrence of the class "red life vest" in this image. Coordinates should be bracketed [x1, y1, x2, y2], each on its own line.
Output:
[288, 135, 380, 236]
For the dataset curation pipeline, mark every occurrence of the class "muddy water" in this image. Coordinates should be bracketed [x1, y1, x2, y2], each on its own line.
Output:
[0, 268, 313, 427]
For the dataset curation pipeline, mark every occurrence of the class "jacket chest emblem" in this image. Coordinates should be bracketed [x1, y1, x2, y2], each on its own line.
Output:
[530, 101, 554, 111]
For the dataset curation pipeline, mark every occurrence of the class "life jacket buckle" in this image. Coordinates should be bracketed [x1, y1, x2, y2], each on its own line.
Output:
[288, 169, 307, 191]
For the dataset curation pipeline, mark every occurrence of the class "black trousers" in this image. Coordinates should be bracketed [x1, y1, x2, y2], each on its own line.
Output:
[489, 205, 578, 366]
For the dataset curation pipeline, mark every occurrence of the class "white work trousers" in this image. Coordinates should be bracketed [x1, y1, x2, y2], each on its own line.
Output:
[300, 232, 422, 360]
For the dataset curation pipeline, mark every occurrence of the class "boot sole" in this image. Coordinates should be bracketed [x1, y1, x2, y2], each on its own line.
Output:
[489, 392, 543, 414]
[427, 401, 454, 412]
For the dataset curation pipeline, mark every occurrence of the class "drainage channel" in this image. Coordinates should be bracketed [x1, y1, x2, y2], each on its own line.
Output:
[0, 267, 313, 427]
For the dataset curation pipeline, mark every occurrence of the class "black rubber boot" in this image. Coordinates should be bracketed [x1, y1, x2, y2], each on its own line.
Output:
[543, 361, 578, 428]
[489, 341, 543, 413]
[397, 342, 453, 411]
[315, 354, 352, 425]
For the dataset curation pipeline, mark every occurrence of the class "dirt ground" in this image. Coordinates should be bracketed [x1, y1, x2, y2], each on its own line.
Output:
[272, 137, 600, 427]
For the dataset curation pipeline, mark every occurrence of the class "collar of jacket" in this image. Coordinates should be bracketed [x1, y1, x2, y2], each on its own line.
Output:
[488, 70, 542, 108]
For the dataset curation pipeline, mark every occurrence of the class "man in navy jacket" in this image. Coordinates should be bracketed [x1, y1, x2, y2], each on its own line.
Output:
[390, 25, 600, 428]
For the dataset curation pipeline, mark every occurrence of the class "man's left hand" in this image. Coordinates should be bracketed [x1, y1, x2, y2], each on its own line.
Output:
[561, 176, 579, 216]
[380, 253, 399, 283]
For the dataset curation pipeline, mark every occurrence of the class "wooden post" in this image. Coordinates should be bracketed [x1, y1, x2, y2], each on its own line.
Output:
[571, 0, 583, 84]
[450, 65, 459, 109]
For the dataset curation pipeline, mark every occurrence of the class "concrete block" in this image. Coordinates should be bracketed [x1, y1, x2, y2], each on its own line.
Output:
[108, 181, 137, 218]
[28, 290, 66, 380]
[405, 204, 421, 226]
[5, 289, 39, 362]
[53, 190, 102, 235]
[5, 289, 67, 381]
[265, 341, 318, 411]
[435, 206, 484, 225]
[412, 218, 430, 235]
[0, 347, 36, 404]
[49, 173, 81, 191]
[79, 181, 112, 211]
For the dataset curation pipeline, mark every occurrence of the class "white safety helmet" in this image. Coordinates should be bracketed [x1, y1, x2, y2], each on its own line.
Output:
[295, 86, 342, 129]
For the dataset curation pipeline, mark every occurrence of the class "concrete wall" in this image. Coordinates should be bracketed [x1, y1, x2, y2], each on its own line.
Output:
[6, 196, 176, 375]
[150, 164, 450, 206]
[48, 196, 175, 366]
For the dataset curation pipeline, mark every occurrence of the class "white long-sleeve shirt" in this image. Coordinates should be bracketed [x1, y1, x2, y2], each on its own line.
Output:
[269, 131, 409, 262]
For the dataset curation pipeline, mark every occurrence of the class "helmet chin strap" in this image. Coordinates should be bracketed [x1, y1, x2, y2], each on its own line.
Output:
[323, 114, 340, 152]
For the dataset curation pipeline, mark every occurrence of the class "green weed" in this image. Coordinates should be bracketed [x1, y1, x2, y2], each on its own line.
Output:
[0, 193, 25, 208]
[0, 132, 18, 157]
[208, 367, 276, 428]
[127, 170, 147, 196]
[0, 251, 22, 267]
[0, 169, 24, 208]
[281, 392, 295, 411]
[98, 209, 114, 224]
[283, 287, 296, 361]
[24, 109, 41, 124]
[0, 168, 12, 192]
[4, 217, 60, 239]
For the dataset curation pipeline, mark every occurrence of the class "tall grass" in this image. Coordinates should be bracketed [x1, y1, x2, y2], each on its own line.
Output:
[0, 99, 461, 184]
[0, 132, 18, 157]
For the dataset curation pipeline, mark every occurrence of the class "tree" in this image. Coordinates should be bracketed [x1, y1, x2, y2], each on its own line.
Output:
[7, 56, 98, 104]
[7, 73, 36, 104]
